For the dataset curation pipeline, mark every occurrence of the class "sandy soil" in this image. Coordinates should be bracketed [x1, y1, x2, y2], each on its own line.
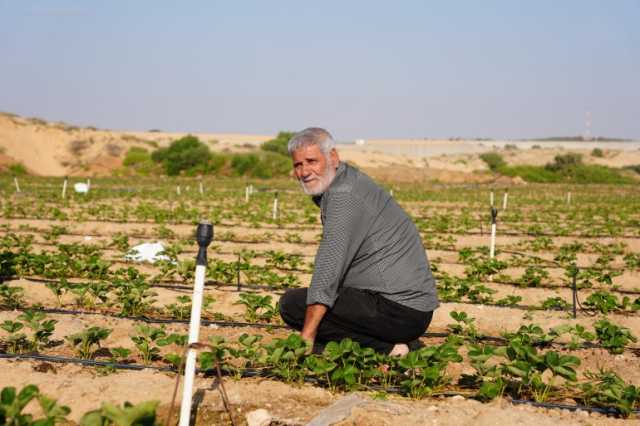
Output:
[3, 111, 639, 183]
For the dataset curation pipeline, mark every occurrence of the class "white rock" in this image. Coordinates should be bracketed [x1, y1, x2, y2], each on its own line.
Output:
[451, 395, 465, 401]
[246, 409, 272, 426]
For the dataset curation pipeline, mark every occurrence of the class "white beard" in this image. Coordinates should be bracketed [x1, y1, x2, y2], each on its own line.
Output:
[298, 161, 337, 196]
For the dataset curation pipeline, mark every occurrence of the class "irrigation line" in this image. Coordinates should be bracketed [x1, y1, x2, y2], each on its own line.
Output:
[5, 214, 640, 239]
[5, 274, 640, 319]
[0, 352, 637, 417]
[2, 306, 638, 354]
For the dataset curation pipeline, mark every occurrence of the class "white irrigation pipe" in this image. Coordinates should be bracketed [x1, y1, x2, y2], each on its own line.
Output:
[567, 191, 571, 205]
[390, 189, 394, 197]
[490, 190, 494, 207]
[199, 180, 204, 195]
[13, 176, 20, 193]
[245, 186, 250, 203]
[502, 190, 508, 210]
[86, 179, 91, 193]
[176, 185, 181, 196]
[61, 177, 68, 199]
[272, 192, 279, 221]
[489, 207, 498, 259]
[179, 222, 213, 426]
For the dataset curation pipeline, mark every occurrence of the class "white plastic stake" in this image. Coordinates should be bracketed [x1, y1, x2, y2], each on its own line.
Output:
[199, 181, 204, 195]
[272, 192, 279, 221]
[567, 192, 571, 205]
[489, 207, 498, 259]
[245, 186, 250, 203]
[61, 178, 68, 199]
[502, 190, 508, 210]
[249, 184, 254, 195]
[86, 179, 91, 192]
[13, 176, 20, 193]
[176, 185, 181, 196]
[390, 189, 394, 197]
[179, 222, 213, 426]
[490, 191, 494, 207]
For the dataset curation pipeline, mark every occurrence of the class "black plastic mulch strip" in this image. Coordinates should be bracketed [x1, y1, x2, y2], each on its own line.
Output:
[0, 352, 637, 417]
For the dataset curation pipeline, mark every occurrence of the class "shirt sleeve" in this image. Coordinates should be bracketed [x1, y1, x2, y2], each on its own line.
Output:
[306, 192, 370, 308]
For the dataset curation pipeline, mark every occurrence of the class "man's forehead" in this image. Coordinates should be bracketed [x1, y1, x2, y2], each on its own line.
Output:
[292, 144, 325, 158]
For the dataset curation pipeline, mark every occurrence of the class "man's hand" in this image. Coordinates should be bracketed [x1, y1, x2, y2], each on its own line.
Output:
[300, 304, 328, 350]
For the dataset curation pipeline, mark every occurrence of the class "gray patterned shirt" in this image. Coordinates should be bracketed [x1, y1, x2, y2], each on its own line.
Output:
[306, 162, 439, 313]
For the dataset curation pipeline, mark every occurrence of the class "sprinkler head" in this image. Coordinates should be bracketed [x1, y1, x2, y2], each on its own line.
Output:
[196, 222, 214, 247]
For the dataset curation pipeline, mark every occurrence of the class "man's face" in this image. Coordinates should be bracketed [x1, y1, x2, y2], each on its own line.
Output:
[291, 144, 339, 196]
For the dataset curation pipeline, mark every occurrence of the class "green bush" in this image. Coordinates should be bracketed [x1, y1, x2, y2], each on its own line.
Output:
[151, 135, 211, 176]
[500, 165, 561, 183]
[545, 153, 583, 173]
[624, 164, 640, 175]
[591, 148, 604, 158]
[479, 152, 506, 172]
[123, 147, 150, 167]
[261, 131, 295, 157]
[8, 163, 27, 176]
[231, 152, 290, 178]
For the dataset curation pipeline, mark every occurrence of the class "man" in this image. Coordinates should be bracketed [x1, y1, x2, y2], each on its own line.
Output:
[279, 127, 439, 356]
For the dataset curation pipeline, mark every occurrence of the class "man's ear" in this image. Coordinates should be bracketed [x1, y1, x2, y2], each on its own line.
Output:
[330, 148, 340, 168]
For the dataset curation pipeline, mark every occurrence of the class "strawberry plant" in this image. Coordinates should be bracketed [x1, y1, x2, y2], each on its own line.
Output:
[16, 310, 57, 352]
[79, 400, 159, 426]
[66, 326, 112, 359]
[234, 293, 279, 323]
[131, 324, 167, 365]
[0, 283, 25, 309]
[0, 320, 27, 354]
[0, 384, 70, 426]
[594, 319, 637, 354]
[580, 370, 640, 417]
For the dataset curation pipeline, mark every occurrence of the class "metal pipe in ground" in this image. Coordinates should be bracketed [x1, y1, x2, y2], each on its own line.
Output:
[179, 222, 213, 426]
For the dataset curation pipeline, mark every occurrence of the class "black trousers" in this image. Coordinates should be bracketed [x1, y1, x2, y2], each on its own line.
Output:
[279, 287, 434, 354]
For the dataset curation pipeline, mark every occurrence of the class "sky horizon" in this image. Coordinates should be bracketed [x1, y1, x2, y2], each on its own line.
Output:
[1, 1, 638, 140]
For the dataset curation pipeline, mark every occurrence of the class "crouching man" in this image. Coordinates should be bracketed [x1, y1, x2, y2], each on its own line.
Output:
[279, 127, 439, 356]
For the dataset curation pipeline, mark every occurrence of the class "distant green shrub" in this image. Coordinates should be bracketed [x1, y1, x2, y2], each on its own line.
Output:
[591, 148, 604, 158]
[123, 147, 150, 166]
[231, 152, 290, 178]
[624, 164, 640, 175]
[261, 131, 295, 157]
[8, 163, 27, 176]
[500, 165, 560, 183]
[151, 135, 212, 176]
[545, 153, 583, 173]
[479, 152, 506, 172]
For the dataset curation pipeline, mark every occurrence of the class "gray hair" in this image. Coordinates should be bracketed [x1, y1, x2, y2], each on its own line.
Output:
[287, 127, 336, 155]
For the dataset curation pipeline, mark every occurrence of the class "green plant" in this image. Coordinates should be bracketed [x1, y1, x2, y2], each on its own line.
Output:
[131, 325, 167, 365]
[0, 320, 27, 353]
[0, 283, 25, 309]
[16, 310, 57, 351]
[479, 152, 506, 172]
[0, 384, 70, 426]
[594, 319, 636, 354]
[151, 135, 211, 176]
[580, 370, 639, 417]
[80, 400, 159, 426]
[66, 326, 112, 359]
[234, 293, 279, 322]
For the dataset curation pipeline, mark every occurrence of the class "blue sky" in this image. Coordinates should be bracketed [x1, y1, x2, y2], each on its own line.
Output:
[1, 1, 638, 139]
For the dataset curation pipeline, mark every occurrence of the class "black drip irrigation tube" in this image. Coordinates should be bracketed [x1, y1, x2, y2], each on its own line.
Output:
[2, 306, 638, 355]
[9, 274, 640, 317]
[0, 352, 637, 418]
